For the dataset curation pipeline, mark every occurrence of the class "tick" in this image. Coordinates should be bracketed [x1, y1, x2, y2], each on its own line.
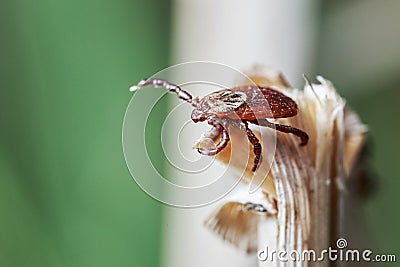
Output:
[130, 78, 309, 171]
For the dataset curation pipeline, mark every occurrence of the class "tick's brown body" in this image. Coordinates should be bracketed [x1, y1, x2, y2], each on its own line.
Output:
[131, 78, 309, 171]
[192, 86, 298, 121]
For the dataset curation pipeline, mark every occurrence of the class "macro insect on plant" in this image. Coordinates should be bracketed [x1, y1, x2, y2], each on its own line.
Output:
[130, 78, 309, 171]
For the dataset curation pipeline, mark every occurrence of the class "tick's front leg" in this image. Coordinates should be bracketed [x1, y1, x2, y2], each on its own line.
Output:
[197, 118, 230, 156]
[130, 78, 197, 106]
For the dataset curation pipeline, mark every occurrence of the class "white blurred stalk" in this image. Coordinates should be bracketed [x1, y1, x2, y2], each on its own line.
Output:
[162, 1, 318, 267]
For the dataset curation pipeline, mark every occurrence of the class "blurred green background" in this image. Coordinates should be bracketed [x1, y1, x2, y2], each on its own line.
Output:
[0, 0, 170, 266]
[1, 0, 399, 266]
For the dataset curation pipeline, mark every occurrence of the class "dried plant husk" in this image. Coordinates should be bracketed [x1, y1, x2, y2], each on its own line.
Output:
[199, 69, 368, 264]
[205, 188, 277, 253]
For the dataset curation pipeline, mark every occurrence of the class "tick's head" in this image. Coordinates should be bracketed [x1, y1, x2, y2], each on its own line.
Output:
[190, 90, 247, 122]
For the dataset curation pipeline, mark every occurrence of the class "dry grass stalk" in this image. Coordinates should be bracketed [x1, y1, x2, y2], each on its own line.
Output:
[200, 69, 367, 266]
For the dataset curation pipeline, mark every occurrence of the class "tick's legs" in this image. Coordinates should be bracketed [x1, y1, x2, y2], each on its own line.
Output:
[241, 120, 262, 172]
[130, 78, 198, 106]
[197, 118, 229, 156]
[204, 123, 223, 142]
[250, 119, 309, 146]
